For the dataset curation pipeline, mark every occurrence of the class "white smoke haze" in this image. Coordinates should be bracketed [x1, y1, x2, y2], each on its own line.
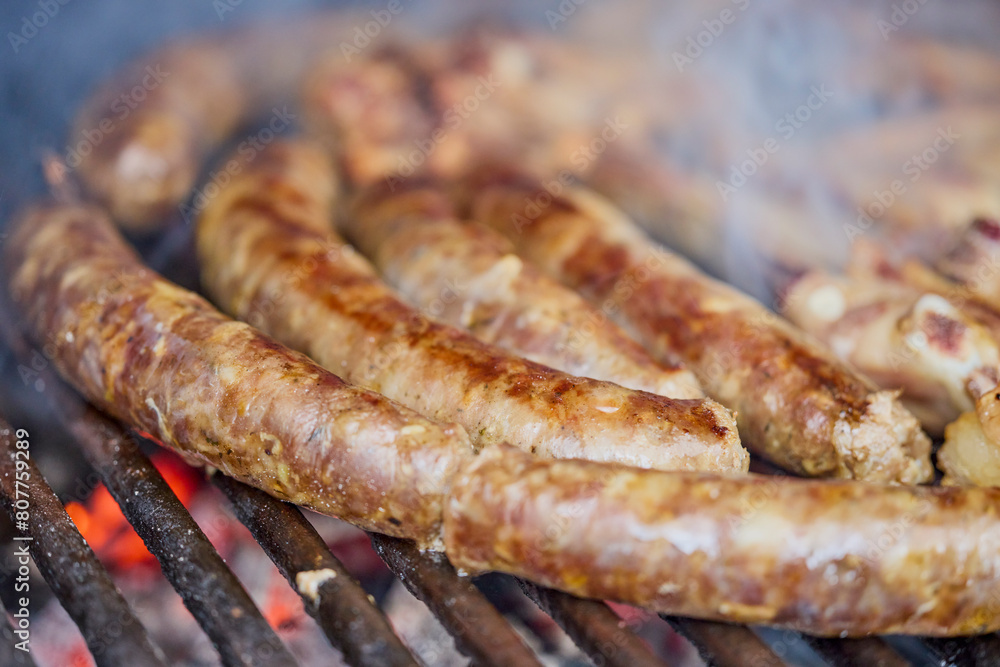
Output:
[504, 0, 1000, 299]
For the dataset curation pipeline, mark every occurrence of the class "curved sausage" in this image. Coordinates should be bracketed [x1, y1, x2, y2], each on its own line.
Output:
[4, 202, 473, 550]
[11, 196, 1000, 638]
[937, 217, 1000, 310]
[446, 443, 1000, 637]
[469, 177, 933, 483]
[196, 141, 748, 474]
[346, 181, 703, 399]
[783, 270, 1000, 434]
[69, 17, 353, 232]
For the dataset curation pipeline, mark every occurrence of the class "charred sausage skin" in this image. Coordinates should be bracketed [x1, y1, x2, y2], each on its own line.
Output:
[196, 142, 748, 474]
[446, 444, 1000, 637]
[470, 179, 933, 483]
[346, 181, 704, 400]
[5, 202, 472, 549]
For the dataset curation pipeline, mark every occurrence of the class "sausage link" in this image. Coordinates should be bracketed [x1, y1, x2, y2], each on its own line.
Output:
[4, 202, 472, 549]
[70, 17, 355, 232]
[70, 40, 247, 232]
[470, 178, 933, 483]
[196, 141, 748, 474]
[783, 270, 1000, 434]
[937, 217, 1000, 310]
[346, 181, 704, 399]
[446, 443, 1000, 637]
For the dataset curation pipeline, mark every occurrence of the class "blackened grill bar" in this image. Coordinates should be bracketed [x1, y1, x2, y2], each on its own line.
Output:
[661, 617, 784, 667]
[922, 636, 1000, 667]
[804, 637, 911, 667]
[517, 579, 668, 667]
[370, 533, 543, 667]
[0, 418, 166, 667]
[212, 474, 418, 667]
[45, 403, 298, 667]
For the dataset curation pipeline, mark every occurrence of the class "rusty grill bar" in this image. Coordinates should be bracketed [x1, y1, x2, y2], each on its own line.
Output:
[0, 421, 164, 667]
[213, 475, 418, 667]
[518, 579, 668, 667]
[0, 301, 993, 667]
[371, 532, 542, 666]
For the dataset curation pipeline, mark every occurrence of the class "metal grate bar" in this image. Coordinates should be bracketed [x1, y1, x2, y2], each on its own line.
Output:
[0, 416, 166, 667]
[663, 617, 786, 667]
[920, 635, 1000, 667]
[805, 636, 910, 666]
[213, 474, 418, 667]
[370, 533, 543, 667]
[65, 408, 299, 667]
[518, 579, 670, 667]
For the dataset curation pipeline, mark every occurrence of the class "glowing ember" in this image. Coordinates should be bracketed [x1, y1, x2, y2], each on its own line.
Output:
[65, 450, 202, 571]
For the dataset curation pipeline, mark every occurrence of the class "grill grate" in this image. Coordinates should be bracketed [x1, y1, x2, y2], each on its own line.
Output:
[0, 421, 164, 667]
[518, 579, 668, 667]
[0, 299, 996, 667]
[371, 532, 542, 666]
[213, 475, 417, 666]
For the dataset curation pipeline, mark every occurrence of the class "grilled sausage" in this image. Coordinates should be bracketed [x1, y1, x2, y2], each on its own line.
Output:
[445, 443, 1000, 637]
[346, 181, 703, 399]
[69, 40, 247, 232]
[937, 217, 1000, 310]
[10, 194, 1000, 638]
[4, 202, 473, 549]
[470, 177, 933, 483]
[840, 242, 1000, 486]
[196, 141, 748, 474]
[783, 270, 1000, 434]
[69, 17, 353, 232]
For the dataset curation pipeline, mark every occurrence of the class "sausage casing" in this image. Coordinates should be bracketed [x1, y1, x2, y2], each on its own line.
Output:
[5, 202, 473, 549]
[471, 179, 933, 483]
[196, 141, 748, 474]
[346, 182, 703, 399]
[446, 443, 1000, 636]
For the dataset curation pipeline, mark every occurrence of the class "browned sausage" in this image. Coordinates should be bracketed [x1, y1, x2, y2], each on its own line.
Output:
[469, 177, 933, 483]
[196, 141, 748, 474]
[69, 40, 246, 232]
[782, 270, 1000, 435]
[4, 202, 473, 550]
[69, 16, 353, 232]
[11, 196, 1000, 638]
[346, 180, 703, 399]
[445, 443, 1000, 637]
[937, 217, 1000, 309]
